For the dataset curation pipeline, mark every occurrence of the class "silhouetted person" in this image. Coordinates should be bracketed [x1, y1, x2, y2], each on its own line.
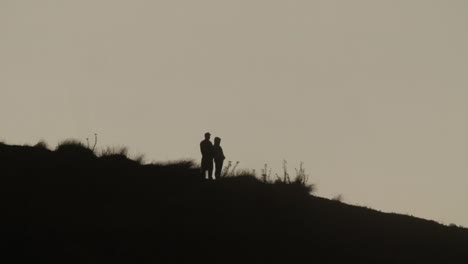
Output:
[213, 137, 225, 180]
[200, 132, 214, 180]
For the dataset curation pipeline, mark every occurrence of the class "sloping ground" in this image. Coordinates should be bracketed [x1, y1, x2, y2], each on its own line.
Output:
[0, 142, 467, 264]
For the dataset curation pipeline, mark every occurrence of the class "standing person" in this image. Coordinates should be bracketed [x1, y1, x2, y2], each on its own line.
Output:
[213, 137, 225, 180]
[200, 132, 214, 180]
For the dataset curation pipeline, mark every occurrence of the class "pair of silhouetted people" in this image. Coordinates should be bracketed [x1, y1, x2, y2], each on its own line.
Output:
[200, 132, 225, 180]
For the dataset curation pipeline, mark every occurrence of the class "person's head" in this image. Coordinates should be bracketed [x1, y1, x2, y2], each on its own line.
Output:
[204, 132, 211, 140]
[214, 137, 221, 145]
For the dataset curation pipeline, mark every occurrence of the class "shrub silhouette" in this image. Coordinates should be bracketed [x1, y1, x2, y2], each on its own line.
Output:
[100, 146, 129, 157]
[270, 160, 315, 194]
[261, 163, 272, 183]
[34, 140, 49, 149]
[221, 160, 240, 177]
[56, 139, 96, 157]
[332, 194, 344, 203]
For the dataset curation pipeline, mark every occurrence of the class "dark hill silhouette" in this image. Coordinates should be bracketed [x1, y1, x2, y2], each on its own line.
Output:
[0, 141, 467, 264]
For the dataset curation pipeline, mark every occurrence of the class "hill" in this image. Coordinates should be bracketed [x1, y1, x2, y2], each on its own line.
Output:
[0, 141, 467, 263]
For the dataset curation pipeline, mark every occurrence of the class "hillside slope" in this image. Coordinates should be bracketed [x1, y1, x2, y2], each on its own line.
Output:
[0, 142, 467, 263]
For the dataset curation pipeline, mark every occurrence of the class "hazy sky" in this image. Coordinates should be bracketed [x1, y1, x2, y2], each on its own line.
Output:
[1, 0, 467, 226]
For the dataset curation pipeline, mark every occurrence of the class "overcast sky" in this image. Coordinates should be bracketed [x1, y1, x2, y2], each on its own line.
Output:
[1, 0, 467, 227]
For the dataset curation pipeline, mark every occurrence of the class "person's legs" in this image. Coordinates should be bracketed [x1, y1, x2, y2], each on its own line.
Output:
[214, 160, 223, 179]
[201, 158, 208, 179]
[207, 159, 214, 180]
[202, 158, 214, 180]
[200, 168, 206, 179]
[207, 167, 213, 180]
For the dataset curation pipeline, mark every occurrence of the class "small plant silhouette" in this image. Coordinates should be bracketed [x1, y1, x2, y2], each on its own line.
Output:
[275, 160, 291, 184]
[261, 163, 272, 183]
[332, 194, 343, 203]
[264, 160, 315, 193]
[133, 154, 146, 165]
[86, 133, 98, 152]
[294, 162, 308, 185]
[222, 161, 240, 177]
[34, 140, 49, 149]
[100, 146, 129, 157]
